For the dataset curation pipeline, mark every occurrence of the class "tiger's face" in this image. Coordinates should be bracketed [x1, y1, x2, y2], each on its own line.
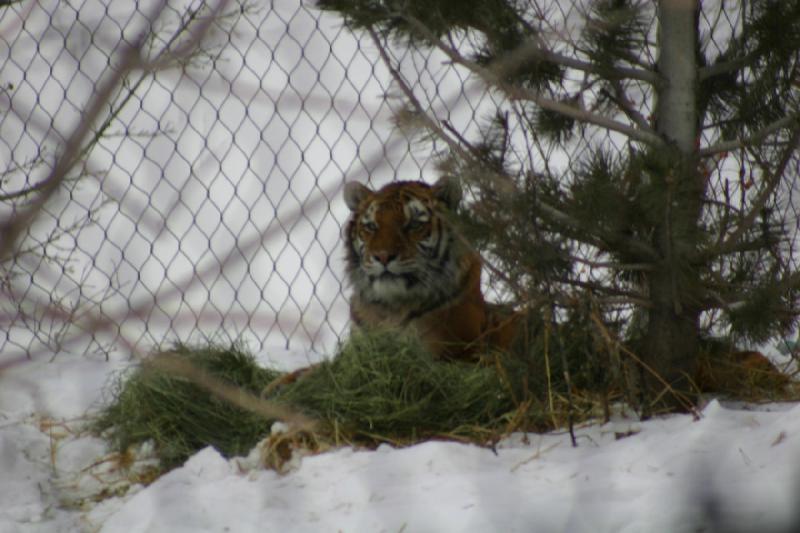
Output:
[344, 178, 463, 307]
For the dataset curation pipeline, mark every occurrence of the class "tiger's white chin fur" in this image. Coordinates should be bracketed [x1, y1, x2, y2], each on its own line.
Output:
[368, 275, 413, 302]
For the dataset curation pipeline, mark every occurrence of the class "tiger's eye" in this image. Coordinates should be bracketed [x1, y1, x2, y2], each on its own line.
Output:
[362, 220, 378, 232]
[405, 218, 425, 231]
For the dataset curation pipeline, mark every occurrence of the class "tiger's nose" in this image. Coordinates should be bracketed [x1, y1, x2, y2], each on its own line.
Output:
[373, 251, 397, 266]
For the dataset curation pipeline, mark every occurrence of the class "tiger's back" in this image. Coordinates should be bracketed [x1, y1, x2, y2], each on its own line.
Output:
[343, 177, 513, 359]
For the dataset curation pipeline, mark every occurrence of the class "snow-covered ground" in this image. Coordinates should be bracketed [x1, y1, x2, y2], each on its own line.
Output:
[2, 351, 800, 533]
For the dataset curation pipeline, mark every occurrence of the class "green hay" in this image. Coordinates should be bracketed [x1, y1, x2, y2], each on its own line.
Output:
[94, 342, 283, 470]
[96, 327, 788, 473]
[276, 329, 531, 440]
[95, 331, 550, 471]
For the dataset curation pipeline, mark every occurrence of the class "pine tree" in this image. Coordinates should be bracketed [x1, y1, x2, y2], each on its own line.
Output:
[318, 0, 800, 410]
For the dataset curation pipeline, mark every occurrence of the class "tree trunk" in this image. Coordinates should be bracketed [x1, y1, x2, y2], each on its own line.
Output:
[643, 0, 702, 412]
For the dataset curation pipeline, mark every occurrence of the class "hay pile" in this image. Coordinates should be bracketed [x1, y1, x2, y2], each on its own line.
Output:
[95, 343, 282, 469]
[94, 327, 793, 474]
[95, 331, 540, 471]
[277, 330, 529, 440]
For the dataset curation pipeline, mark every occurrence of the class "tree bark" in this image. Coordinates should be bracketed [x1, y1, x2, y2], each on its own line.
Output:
[643, 0, 702, 412]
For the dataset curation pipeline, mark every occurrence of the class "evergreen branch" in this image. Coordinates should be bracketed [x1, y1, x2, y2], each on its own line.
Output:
[593, 295, 649, 307]
[552, 276, 651, 307]
[395, 13, 665, 147]
[710, 238, 780, 256]
[369, 24, 658, 265]
[368, 25, 660, 264]
[571, 255, 653, 272]
[700, 112, 800, 156]
[492, 39, 659, 85]
[536, 199, 659, 262]
[367, 29, 542, 303]
[697, 52, 759, 82]
[441, 120, 484, 160]
[701, 269, 800, 313]
[603, 79, 652, 131]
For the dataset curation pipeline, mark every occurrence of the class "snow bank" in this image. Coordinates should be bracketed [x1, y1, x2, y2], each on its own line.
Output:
[94, 401, 800, 533]
[2, 352, 800, 533]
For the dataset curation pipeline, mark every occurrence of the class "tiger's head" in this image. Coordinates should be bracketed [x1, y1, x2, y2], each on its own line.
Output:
[343, 177, 468, 310]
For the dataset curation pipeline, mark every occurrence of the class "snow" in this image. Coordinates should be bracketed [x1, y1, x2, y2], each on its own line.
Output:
[2, 351, 800, 533]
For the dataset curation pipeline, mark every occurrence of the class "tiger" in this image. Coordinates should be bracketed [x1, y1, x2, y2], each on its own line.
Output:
[343, 176, 516, 360]
[340, 178, 791, 400]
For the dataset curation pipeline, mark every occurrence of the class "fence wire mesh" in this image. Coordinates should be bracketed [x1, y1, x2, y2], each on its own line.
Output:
[0, 0, 450, 358]
[1, 0, 798, 361]
[0, 0, 603, 361]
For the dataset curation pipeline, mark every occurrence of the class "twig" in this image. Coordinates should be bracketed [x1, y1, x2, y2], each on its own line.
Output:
[553, 317, 577, 448]
[590, 312, 700, 418]
[605, 78, 652, 132]
[619, 338, 702, 420]
[510, 440, 561, 473]
[702, 126, 800, 259]
[365, 27, 471, 162]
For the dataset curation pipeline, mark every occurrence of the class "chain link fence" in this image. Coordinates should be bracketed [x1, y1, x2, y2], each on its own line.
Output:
[0, 0, 613, 361]
[0, 0, 459, 359]
[2, 0, 798, 361]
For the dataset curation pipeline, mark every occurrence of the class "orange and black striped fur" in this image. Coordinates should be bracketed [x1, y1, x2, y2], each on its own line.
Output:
[344, 177, 515, 359]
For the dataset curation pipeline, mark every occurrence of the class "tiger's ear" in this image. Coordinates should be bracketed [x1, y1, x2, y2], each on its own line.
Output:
[343, 182, 371, 211]
[432, 176, 462, 209]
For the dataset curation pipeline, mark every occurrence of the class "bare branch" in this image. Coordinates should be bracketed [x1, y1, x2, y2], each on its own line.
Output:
[0, 0, 231, 264]
[571, 255, 653, 272]
[0, 41, 144, 263]
[0, 181, 47, 202]
[698, 50, 761, 83]
[151, 354, 317, 431]
[0, 73, 150, 204]
[603, 79, 652, 132]
[144, 0, 233, 71]
[536, 199, 659, 262]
